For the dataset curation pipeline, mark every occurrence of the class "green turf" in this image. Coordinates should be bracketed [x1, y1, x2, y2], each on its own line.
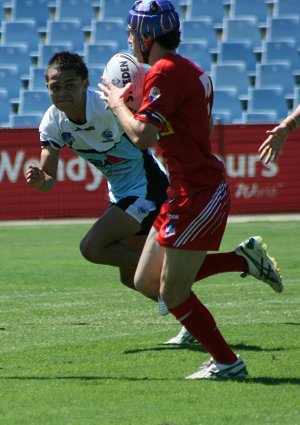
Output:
[0, 221, 299, 425]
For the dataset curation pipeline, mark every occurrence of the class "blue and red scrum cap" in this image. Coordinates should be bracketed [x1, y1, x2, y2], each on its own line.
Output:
[128, 0, 180, 54]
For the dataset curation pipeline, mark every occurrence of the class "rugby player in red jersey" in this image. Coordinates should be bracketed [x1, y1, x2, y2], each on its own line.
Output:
[100, 0, 283, 379]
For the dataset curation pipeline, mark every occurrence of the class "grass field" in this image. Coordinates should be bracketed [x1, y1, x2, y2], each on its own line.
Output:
[0, 220, 299, 425]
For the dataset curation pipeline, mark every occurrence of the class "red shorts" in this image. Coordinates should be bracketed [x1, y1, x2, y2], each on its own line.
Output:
[154, 180, 231, 251]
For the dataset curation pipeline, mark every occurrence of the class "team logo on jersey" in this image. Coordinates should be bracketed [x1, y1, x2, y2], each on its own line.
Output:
[61, 132, 75, 147]
[165, 222, 176, 238]
[149, 87, 161, 102]
[102, 129, 114, 143]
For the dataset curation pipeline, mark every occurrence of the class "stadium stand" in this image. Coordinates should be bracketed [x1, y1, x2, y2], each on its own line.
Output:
[18, 89, 51, 115]
[88, 66, 105, 92]
[6, 0, 50, 27]
[84, 41, 119, 68]
[0, 65, 22, 99]
[186, 0, 227, 26]
[228, 0, 270, 23]
[260, 40, 300, 70]
[273, 0, 300, 18]
[1, 0, 299, 127]
[1, 20, 40, 52]
[266, 16, 300, 43]
[0, 89, 11, 126]
[9, 113, 44, 128]
[178, 41, 212, 71]
[247, 87, 289, 120]
[255, 62, 295, 99]
[181, 18, 219, 49]
[212, 88, 244, 123]
[98, 0, 132, 20]
[0, 44, 31, 75]
[36, 42, 74, 67]
[216, 41, 257, 74]
[211, 62, 249, 97]
[222, 17, 263, 49]
[45, 19, 86, 53]
[51, 0, 96, 25]
[27, 66, 47, 91]
[242, 111, 279, 123]
[89, 19, 129, 51]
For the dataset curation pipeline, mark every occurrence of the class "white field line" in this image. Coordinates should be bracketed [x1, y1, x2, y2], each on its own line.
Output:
[0, 213, 300, 226]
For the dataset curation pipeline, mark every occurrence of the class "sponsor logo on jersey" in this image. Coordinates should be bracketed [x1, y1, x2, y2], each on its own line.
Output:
[61, 132, 75, 147]
[101, 129, 114, 143]
[149, 87, 161, 102]
[165, 222, 176, 238]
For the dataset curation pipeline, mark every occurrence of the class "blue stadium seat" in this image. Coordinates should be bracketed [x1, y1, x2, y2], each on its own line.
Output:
[273, 0, 300, 18]
[293, 87, 300, 110]
[247, 87, 289, 120]
[9, 113, 43, 128]
[27, 67, 47, 91]
[0, 66, 22, 99]
[222, 17, 263, 49]
[211, 62, 249, 96]
[10, 0, 50, 27]
[261, 40, 300, 69]
[84, 42, 119, 68]
[0, 0, 4, 21]
[228, 0, 269, 23]
[266, 16, 300, 43]
[88, 66, 105, 92]
[0, 89, 12, 127]
[243, 111, 278, 123]
[217, 41, 257, 73]
[181, 19, 218, 49]
[90, 19, 128, 51]
[255, 62, 295, 97]
[53, 0, 96, 26]
[186, 0, 226, 25]
[178, 41, 212, 72]
[0, 44, 31, 75]
[46, 19, 85, 52]
[212, 88, 243, 123]
[37, 43, 74, 67]
[18, 90, 51, 114]
[99, 0, 131, 20]
[1, 20, 40, 52]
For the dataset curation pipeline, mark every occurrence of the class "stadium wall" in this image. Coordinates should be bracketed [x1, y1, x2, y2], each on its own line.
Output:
[0, 126, 299, 220]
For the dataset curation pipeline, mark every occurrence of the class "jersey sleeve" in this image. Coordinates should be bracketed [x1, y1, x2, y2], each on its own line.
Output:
[39, 107, 64, 150]
[135, 65, 179, 128]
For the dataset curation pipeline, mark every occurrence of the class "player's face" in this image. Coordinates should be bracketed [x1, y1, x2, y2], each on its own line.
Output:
[46, 68, 89, 116]
[128, 27, 144, 64]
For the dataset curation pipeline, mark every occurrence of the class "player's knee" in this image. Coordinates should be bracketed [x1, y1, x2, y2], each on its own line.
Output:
[79, 238, 97, 263]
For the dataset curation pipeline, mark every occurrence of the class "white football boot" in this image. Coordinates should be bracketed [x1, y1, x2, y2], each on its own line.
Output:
[186, 355, 248, 380]
[164, 326, 196, 345]
[235, 236, 283, 293]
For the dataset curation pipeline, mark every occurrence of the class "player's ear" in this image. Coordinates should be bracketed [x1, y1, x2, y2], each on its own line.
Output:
[83, 78, 89, 89]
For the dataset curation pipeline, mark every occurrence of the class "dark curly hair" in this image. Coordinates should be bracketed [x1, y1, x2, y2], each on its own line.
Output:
[45, 51, 89, 82]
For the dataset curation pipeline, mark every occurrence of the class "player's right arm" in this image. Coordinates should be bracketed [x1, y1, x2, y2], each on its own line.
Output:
[25, 145, 59, 192]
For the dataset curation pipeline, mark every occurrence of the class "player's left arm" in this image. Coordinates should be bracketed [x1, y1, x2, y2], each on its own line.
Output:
[100, 79, 158, 150]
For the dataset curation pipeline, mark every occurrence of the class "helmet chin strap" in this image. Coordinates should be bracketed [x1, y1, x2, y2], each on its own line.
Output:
[141, 40, 154, 64]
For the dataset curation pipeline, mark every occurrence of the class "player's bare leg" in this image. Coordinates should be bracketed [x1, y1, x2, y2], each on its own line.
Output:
[80, 205, 145, 289]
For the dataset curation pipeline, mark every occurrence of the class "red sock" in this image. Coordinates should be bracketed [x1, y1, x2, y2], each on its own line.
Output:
[169, 292, 237, 364]
[194, 252, 248, 282]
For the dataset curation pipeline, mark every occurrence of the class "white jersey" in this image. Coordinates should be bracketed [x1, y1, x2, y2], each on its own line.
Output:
[39, 90, 167, 204]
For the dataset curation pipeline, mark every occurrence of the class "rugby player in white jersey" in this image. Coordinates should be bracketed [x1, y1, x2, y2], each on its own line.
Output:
[26, 50, 282, 351]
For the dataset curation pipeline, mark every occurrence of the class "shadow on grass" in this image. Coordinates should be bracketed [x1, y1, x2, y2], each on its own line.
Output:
[0, 375, 299, 385]
[123, 342, 287, 354]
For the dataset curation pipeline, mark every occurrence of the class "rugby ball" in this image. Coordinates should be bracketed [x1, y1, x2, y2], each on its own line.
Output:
[102, 52, 148, 111]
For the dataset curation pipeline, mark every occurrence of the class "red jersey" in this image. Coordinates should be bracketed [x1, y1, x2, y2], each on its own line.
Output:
[135, 53, 225, 197]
